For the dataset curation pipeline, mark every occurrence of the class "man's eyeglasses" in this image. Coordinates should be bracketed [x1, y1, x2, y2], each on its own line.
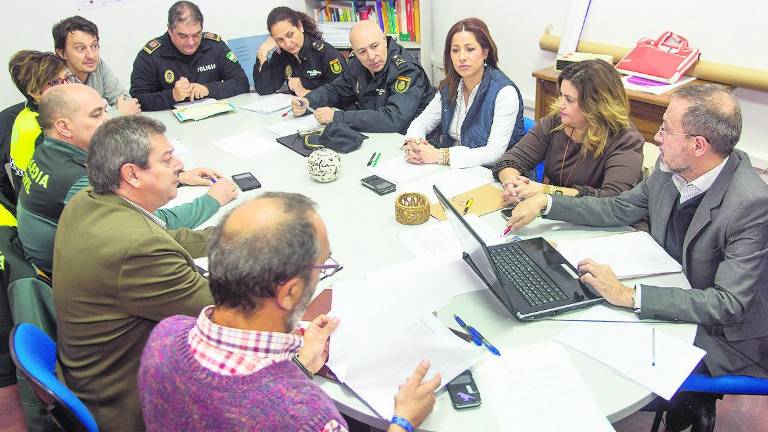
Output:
[46, 74, 78, 87]
[657, 124, 695, 138]
[312, 255, 343, 281]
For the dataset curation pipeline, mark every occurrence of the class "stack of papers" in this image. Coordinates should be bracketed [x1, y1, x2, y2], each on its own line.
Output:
[266, 115, 323, 137]
[212, 132, 282, 159]
[555, 231, 681, 279]
[172, 101, 236, 122]
[239, 93, 294, 114]
[317, 22, 355, 48]
[555, 324, 706, 400]
[476, 342, 615, 431]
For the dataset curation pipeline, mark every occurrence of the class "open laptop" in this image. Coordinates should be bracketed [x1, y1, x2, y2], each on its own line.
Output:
[434, 185, 603, 321]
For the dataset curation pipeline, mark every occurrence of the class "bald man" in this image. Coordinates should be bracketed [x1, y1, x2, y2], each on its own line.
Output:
[16, 83, 236, 274]
[292, 20, 434, 134]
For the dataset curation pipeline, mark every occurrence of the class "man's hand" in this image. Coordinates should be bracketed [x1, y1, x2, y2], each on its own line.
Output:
[577, 259, 635, 307]
[298, 314, 340, 374]
[314, 107, 335, 124]
[206, 178, 239, 206]
[288, 77, 309, 98]
[392, 360, 441, 429]
[506, 193, 548, 231]
[291, 97, 309, 116]
[172, 77, 192, 102]
[189, 83, 209, 102]
[116, 96, 142, 115]
[179, 167, 225, 186]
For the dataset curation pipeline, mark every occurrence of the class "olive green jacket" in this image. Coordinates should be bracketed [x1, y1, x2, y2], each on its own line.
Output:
[53, 187, 213, 431]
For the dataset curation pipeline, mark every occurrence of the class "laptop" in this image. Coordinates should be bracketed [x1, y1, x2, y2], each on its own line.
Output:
[434, 185, 603, 321]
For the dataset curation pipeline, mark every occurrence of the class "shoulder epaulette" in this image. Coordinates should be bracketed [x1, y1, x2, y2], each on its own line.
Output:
[203, 32, 221, 42]
[312, 41, 325, 51]
[392, 54, 407, 69]
[142, 39, 162, 55]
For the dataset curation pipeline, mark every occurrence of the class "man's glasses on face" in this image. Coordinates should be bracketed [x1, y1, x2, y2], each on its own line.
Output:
[313, 255, 343, 281]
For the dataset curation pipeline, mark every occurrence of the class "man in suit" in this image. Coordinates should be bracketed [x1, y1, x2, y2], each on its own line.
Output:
[507, 84, 768, 430]
[53, 115, 235, 431]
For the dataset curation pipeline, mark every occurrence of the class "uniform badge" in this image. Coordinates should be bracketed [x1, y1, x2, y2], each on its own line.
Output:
[143, 39, 161, 55]
[393, 55, 406, 68]
[376, 88, 385, 96]
[329, 58, 342, 74]
[203, 32, 221, 42]
[164, 69, 175, 84]
[225, 50, 238, 63]
[312, 41, 325, 51]
[355, 80, 360, 94]
[285, 65, 293, 78]
[393, 75, 411, 93]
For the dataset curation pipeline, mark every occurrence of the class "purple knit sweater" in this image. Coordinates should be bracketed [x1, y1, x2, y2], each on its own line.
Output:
[138, 316, 348, 432]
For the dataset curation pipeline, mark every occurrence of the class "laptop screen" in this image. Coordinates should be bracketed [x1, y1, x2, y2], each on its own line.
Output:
[434, 186, 501, 290]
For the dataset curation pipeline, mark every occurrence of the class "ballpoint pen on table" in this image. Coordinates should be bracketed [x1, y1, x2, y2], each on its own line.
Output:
[652, 328, 656, 367]
[453, 314, 501, 356]
[462, 198, 474, 215]
[371, 152, 382, 168]
[366, 152, 377, 167]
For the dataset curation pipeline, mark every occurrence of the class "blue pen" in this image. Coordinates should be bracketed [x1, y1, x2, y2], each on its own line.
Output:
[209, 177, 217, 184]
[454, 314, 500, 356]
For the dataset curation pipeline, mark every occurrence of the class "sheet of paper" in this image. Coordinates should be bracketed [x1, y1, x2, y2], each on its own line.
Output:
[400, 168, 492, 203]
[398, 214, 508, 259]
[476, 342, 615, 431]
[173, 102, 235, 122]
[240, 93, 294, 114]
[173, 98, 217, 109]
[212, 132, 282, 159]
[369, 156, 442, 183]
[555, 231, 681, 279]
[555, 323, 706, 400]
[265, 115, 322, 137]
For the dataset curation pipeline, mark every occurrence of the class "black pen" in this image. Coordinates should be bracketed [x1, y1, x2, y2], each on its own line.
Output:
[366, 152, 377, 167]
[652, 328, 656, 367]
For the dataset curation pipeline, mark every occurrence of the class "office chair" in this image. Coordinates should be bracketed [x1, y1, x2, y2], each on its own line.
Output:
[9, 323, 100, 432]
[519, 117, 545, 182]
[650, 373, 768, 432]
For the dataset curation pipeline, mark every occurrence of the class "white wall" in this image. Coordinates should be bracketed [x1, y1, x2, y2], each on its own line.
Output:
[1, 0, 303, 105]
[431, 0, 768, 164]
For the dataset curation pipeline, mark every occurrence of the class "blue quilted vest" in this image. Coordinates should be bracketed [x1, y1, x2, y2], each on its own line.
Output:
[437, 66, 524, 150]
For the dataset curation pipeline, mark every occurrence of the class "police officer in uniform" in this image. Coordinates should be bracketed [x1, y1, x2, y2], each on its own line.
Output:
[254, 7, 345, 97]
[292, 20, 434, 134]
[129, 1, 249, 111]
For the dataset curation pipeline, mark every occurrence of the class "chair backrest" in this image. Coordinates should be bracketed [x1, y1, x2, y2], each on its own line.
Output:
[9, 323, 99, 432]
[522, 116, 535, 135]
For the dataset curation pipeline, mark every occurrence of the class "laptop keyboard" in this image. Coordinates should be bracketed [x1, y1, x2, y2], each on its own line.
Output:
[490, 245, 569, 307]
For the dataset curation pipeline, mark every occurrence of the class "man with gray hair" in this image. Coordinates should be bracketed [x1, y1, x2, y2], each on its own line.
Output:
[16, 83, 236, 275]
[53, 115, 234, 430]
[507, 84, 768, 429]
[139, 193, 441, 432]
[130, 0, 249, 111]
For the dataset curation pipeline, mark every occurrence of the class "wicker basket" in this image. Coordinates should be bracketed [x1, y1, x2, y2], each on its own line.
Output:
[395, 192, 430, 225]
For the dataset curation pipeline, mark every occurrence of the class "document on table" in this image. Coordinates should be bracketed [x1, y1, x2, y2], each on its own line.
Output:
[239, 93, 293, 114]
[555, 231, 681, 279]
[172, 101, 236, 122]
[554, 323, 706, 400]
[173, 98, 218, 109]
[400, 168, 493, 203]
[328, 281, 483, 420]
[475, 342, 615, 431]
[265, 115, 322, 137]
[398, 214, 507, 259]
[212, 132, 282, 158]
[369, 156, 442, 183]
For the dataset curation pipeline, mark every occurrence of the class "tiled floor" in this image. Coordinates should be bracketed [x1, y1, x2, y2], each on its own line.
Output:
[1, 383, 766, 432]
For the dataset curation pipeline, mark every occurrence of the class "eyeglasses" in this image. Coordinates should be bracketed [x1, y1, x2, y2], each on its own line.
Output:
[657, 124, 694, 138]
[46, 74, 78, 87]
[312, 255, 343, 281]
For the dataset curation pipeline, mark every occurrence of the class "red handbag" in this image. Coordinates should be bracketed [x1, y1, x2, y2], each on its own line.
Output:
[616, 31, 700, 84]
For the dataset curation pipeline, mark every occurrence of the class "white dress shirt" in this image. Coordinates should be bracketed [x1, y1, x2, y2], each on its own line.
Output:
[405, 78, 520, 169]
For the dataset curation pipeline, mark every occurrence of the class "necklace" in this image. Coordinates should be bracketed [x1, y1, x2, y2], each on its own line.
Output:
[559, 127, 584, 187]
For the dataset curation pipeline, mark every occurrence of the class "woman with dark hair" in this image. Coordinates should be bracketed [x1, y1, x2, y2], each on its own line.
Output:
[7, 50, 73, 182]
[495, 59, 643, 206]
[402, 18, 524, 168]
[254, 7, 346, 97]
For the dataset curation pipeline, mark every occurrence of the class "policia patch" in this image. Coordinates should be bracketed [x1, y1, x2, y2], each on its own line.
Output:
[393, 75, 411, 93]
[329, 58, 342, 74]
[285, 65, 293, 78]
[226, 50, 238, 63]
[164, 69, 175, 84]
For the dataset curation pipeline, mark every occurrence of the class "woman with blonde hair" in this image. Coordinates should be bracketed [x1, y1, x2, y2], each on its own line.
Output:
[495, 59, 643, 204]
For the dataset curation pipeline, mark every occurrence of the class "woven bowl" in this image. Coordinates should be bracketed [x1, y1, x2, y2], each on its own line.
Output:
[395, 192, 430, 225]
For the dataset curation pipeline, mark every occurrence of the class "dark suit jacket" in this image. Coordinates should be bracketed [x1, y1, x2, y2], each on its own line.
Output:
[53, 188, 214, 431]
[548, 149, 768, 377]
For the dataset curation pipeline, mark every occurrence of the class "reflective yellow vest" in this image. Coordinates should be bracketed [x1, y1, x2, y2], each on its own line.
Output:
[9, 106, 42, 174]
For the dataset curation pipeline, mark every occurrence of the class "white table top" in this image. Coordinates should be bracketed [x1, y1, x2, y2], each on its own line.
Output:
[148, 93, 696, 431]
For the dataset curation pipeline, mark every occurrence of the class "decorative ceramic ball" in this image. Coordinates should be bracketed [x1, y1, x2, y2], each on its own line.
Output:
[307, 148, 341, 182]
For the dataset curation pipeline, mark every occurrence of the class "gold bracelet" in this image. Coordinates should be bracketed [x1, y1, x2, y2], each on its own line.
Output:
[543, 184, 563, 195]
[439, 148, 450, 165]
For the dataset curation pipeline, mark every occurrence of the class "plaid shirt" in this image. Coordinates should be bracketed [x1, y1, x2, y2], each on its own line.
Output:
[189, 306, 347, 432]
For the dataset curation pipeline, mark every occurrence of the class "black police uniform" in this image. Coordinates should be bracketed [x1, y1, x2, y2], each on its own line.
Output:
[130, 32, 250, 111]
[253, 35, 346, 96]
[306, 37, 434, 134]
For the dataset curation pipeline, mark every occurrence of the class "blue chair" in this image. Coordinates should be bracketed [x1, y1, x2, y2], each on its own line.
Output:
[520, 117, 545, 182]
[650, 373, 768, 432]
[9, 323, 99, 432]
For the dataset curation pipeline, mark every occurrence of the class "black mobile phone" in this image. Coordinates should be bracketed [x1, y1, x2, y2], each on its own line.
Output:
[360, 175, 396, 195]
[232, 172, 261, 191]
[447, 370, 481, 409]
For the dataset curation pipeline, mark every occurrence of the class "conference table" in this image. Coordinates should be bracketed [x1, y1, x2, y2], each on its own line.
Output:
[148, 93, 696, 431]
